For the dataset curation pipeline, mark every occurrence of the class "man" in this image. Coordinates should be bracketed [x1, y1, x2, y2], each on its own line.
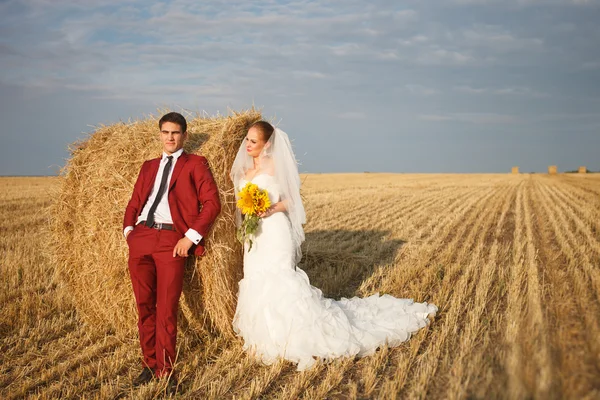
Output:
[123, 112, 221, 394]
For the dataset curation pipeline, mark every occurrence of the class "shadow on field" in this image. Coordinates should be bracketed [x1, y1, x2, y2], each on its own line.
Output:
[299, 230, 405, 299]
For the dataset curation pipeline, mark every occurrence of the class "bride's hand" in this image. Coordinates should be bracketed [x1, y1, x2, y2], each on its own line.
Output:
[259, 204, 277, 218]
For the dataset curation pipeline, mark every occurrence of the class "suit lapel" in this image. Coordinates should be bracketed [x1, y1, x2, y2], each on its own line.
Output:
[143, 158, 161, 200]
[169, 151, 188, 191]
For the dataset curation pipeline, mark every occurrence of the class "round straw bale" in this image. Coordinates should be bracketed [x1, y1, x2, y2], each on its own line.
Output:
[50, 109, 261, 337]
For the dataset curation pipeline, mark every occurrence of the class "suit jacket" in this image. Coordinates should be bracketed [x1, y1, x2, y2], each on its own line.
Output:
[123, 152, 221, 256]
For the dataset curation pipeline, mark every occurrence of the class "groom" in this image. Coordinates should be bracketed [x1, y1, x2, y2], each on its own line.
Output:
[123, 112, 221, 393]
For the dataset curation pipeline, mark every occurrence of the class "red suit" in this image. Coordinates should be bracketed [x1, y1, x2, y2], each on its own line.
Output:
[124, 152, 220, 376]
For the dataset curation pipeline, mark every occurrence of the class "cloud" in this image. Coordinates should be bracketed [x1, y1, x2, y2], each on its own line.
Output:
[581, 60, 600, 69]
[532, 112, 600, 122]
[454, 86, 547, 97]
[416, 48, 478, 66]
[330, 43, 363, 57]
[398, 35, 429, 46]
[336, 112, 367, 120]
[419, 113, 520, 124]
[570, 0, 600, 5]
[449, 0, 600, 5]
[405, 84, 440, 96]
[459, 25, 544, 53]
[292, 71, 328, 79]
[0, 0, 583, 102]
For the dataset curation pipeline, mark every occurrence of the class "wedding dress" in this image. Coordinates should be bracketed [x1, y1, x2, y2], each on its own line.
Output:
[232, 173, 437, 371]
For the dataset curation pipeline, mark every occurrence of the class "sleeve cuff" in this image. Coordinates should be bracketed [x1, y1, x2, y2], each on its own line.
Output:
[124, 226, 134, 238]
[185, 229, 203, 245]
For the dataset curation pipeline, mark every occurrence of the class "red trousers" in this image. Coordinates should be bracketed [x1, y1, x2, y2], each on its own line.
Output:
[127, 224, 186, 377]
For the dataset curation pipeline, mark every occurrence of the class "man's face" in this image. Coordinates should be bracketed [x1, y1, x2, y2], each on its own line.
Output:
[160, 121, 187, 155]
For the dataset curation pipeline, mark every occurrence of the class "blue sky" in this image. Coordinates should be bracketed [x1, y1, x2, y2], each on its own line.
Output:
[1, 0, 599, 175]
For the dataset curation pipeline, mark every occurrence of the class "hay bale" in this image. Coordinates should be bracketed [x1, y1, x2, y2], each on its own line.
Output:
[50, 109, 261, 338]
[511, 166, 519, 174]
[578, 166, 587, 174]
[548, 165, 558, 174]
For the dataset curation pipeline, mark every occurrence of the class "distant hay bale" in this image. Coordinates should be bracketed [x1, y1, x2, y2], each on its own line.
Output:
[50, 109, 261, 338]
[511, 166, 519, 174]
[548, 165, 558, 174]
[579, 166, 587, 174]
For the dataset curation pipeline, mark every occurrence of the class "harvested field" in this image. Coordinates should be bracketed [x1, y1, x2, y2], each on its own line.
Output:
[1, 173, 600, 399]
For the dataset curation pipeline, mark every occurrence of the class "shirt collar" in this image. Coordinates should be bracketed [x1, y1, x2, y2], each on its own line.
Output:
[162, 148, 184, 161]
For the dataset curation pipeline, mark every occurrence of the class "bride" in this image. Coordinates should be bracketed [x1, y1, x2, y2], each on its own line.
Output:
[230, 121, 437, 371]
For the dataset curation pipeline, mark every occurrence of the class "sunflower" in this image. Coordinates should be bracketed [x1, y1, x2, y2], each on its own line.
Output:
[254, 192, 271, 214]
[247, 183, 259, 195]
[236, 188, 255, 215]
[236, 182, 272, 251]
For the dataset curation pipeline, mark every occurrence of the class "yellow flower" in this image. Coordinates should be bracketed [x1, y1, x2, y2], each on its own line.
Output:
[237, 189, 255, 215]
[237, 182, 270, 216]
[248, 183, 259, 195]
[236, 182, 272, 251]
[254, 192, 271, 214]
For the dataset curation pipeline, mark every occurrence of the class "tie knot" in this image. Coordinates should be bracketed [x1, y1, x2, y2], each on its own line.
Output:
[166, 155, 173, 162]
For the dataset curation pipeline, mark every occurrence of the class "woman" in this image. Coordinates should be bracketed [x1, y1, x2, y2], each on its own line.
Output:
[230, 121, 437, 371]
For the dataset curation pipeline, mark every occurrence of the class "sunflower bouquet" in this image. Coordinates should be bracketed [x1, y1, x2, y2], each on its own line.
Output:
[236, 182, 271, 251]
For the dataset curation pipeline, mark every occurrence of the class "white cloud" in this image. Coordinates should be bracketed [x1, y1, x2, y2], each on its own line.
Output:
[336, 112, 367, 120]
[377, 50, 401, 60]
[454, 86, 487, 94]
[330, 43, 363, 57]
[393, 9, 419, 22]
[458, 25, 544, 53]
[398, 35, 429, 46]
[532, 112, 600, 121]
[417, 48, 477, 66]
[581, 60, 600, 69]
[570, 0, 600, 4]
[449, 0, 600, 5]
[419, 113, 520, 124]
[292, 70, 328, 79]
[454, 86, 547, 97]
[405, 84, 439, 96]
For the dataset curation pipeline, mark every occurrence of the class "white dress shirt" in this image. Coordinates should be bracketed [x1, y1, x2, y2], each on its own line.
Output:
[124, 148, 202, 245]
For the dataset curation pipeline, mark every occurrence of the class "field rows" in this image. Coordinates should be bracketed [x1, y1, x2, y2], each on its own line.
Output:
[1, 174, 600, 399]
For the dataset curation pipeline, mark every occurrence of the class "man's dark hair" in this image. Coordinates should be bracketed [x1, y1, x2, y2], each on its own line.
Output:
[159, 112, 187, 133]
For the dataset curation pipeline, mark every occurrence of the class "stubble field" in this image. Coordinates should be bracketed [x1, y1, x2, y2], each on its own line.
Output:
[1, 173, 599, 399]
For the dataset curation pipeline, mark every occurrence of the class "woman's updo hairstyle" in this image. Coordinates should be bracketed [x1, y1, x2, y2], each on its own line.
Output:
[250, 121, 275, 142]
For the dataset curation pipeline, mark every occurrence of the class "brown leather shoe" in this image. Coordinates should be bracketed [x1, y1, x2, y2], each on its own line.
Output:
[132, 367, 155, 387]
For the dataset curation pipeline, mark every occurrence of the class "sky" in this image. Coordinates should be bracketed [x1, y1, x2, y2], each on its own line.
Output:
[0, 0, 599, 175]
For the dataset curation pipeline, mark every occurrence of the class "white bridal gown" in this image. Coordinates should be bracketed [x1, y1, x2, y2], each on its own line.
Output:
[233, 174, 437, 370]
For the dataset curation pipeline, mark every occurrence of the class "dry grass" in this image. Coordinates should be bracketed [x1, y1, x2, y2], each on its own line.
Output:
[2, 173, 600, 399]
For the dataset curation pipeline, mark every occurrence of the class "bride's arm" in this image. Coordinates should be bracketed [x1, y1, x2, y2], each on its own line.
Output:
[258, 199, 288, 218]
